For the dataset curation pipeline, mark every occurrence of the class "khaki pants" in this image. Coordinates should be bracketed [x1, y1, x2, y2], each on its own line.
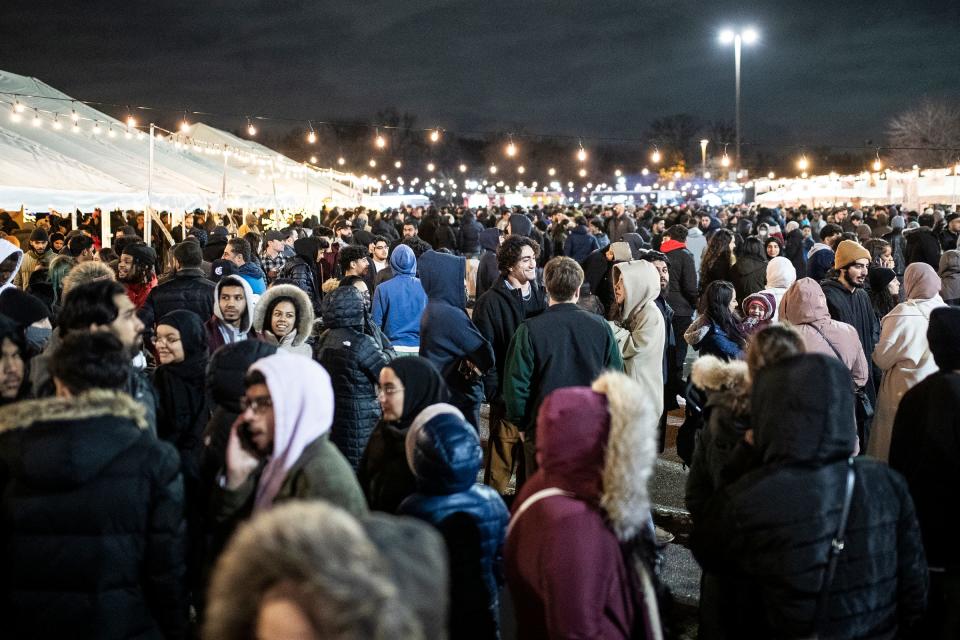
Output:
[483, 401, 526, 493]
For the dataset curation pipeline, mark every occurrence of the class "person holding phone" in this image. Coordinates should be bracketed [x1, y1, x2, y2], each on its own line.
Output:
[213, 351, 367, 526]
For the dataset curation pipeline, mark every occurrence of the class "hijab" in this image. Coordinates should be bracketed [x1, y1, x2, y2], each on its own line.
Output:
[904, 262, 941, 301]
[387, 356, 448, 430]
[153, 310, 210, 461]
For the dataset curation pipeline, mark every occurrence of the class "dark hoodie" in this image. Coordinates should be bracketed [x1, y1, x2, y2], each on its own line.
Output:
[418, 251, 494, 407]
[475, 228, 502, 299]
[691, 354, 927, 639]
[457, 211, 484, 255]
[371, 245, 427, 347]
[279, 237, 322, 315]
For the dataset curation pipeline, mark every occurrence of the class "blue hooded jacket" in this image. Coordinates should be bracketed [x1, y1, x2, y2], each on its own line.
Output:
[399, 408, 509, 638]
[371, 245, 427, 347]
[237, 261, 267, 294]
[418, 251, 493, 399]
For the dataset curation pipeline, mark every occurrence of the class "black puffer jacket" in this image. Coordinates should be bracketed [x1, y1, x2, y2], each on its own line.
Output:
[279, 237, 322, 316]
[691, 354, 927, 639]
[730, 254, 768, 304]
[904, 226, 941, 270]
[203, 235, 228, 263]
[457, 212, 483, 255]
[139, 267, 215, 331]
[315, 287, 387, 469]
[0, 391, 187, 639]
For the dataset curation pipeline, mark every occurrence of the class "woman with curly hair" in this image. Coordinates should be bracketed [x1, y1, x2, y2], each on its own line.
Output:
[699, 229, 736, 297]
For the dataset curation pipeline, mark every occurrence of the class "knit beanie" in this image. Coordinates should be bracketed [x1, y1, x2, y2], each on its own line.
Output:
[891, 215, 905, 230]
[928, 307, 960, 370]
[833, 240, 871, 269]
[122, 242, 157, 266]
[29, 228, 49, 243]
[0, 288, 49, 327]
[868, 267, 897, 292]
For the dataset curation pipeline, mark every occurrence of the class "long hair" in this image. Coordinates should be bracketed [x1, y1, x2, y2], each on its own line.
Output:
[739, 236, 766, 261]
[700, 229, 735, 283]
[698, 280, 746, 346]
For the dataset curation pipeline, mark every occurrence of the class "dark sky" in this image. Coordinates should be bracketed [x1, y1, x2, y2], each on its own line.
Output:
[2, 0, 957, 151]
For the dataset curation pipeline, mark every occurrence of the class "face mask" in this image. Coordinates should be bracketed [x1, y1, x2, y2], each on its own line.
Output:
[26, 325, 52, 352]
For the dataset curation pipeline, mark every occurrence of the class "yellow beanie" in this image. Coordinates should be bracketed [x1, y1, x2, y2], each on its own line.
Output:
[833, 239, 871, 269]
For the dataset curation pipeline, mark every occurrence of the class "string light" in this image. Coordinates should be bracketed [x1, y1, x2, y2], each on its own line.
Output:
[459, 164, 467, 173]
[246, 117, 257, 136]
[489, 164, 498, 174]
[309, 155, 318, 163]
[393, 160, 402, 169]
[306, 121, 317, 144]
[126, 110, 137, 128]
[651, 148, 662, 164]
[505, 140, 516, 157]
[872, 150, 882, 172]
[375, 129, 386, 149]
[548, 167, 556, 176]
[71, 119, 80, 134]
[9, 104, 21, 123]
[797, 155, 810, 171]
[13, 99, 24, 114]
[721, 154, 731, 167]
[369, 159, 377, 168]
[614, 169, 622, 177]
[179, 112, 191, 133]
[578, 168, 587, 177]
[124, 127, 132, 139]
[52, 113, 62, 130]
[31, 109, 41, 127]
[518, 165, 525, 174]
[337, 156, 346, 166]
[767, 171, 775, 179]
[108, 125, 117, 138]
[429, 129, 441, 142]
[576, 143, 587, 162]
[427, 162, 435, 172]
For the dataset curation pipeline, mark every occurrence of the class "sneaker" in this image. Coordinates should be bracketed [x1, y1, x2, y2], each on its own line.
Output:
[654, 525, 675, 546]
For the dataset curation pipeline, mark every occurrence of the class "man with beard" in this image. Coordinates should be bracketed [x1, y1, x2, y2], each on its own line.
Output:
[335, 220, 354, 246]
[338, 244, 375, 302]
[222, 237, 267, 295]
[641, 250, 677, 452]
[118, 242, 158, 310]
[205, 275, 255, 353]
[821, 240, 879, 447]
[15, 228, 54, 290]
[52, 279, 158, 434]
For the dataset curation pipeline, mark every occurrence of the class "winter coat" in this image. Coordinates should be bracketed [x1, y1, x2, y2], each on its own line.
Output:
[608, 213, 637, 244]
[779, 278, 868, 387]
[503, 303, 623, 435]
[371, 245, 428, 347]
[904, 226, 941, 270]
[252, 283, 315, 357]
[279, 237, 322, 316]
[472, 277, 547, 399]
[889, 370, 960, 572]
[505, 374, 662, 640]
[608, 261, 665, 420]
[418, 251, 494, 405]
[938, 249, 960, 304]
[686, 227, 707, 274]
[435, 220, 457, 252]
[400, 406, 509, 640]
[757, 257, 796, 322]
[0, 238, 23, 296]
[939, 227, 959, 252]
[15, 247, 54, 290]
[783, 228, 807, 278]
[820, 277, 880, 364]
[661, 239, 698, 317]
[0, 390, 188, 639]
[315, 287, 387, 470]
[202, 235, 228, 263]
[690, 354, 927, 639]
[140, 267, 215, 332]
[204, 274, 255, 354]
[869, 290, 945, 462]
[564, 225, 599, 263]
[730, 254, 767, 304]
[684, 316, 744, 361]
[699, 256, 733, 297]
[236, 261, 267, 295]
[475, 229, 502, 299]
[457, 213, 484, 255]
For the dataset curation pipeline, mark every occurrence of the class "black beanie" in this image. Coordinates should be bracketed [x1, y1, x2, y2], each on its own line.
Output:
[0, 288, 50, 327]
[868, 267, 897, 292]
[122, 242, 157, 266]
[928, 307, 960, 370]
[29, 228, 49, 243]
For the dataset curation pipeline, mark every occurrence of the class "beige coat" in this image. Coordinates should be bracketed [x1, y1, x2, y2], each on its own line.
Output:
[608, 261, 665, 420]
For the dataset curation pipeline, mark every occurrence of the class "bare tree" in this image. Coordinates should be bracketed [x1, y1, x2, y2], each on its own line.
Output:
[887, 98, 960, 168]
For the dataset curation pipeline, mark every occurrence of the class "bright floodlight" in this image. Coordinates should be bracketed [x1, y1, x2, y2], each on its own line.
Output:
[742, 28, 759, 44]
[719, 29, 735, 44]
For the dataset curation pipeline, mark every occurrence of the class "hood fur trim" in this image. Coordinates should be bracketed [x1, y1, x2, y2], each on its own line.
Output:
[0, 389, 147, 434]
[593, 371, 657, 542]
[253, 284, 315, 346]
[691, 355, 749, 391]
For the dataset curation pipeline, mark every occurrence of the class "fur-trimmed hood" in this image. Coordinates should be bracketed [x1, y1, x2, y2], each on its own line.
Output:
[691, 355, 751, 418]
[535, 371, 656, 542]
[0, 237, 23, 294]
[0, 390, 149, 488]
[252, 283, 315, 347]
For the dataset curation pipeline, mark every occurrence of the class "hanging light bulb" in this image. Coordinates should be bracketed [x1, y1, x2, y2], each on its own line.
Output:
[52, 113, 62, 130]
[767, 171, 775, 179]
[31, 109, 41, 127]
[375, 129, 386, 148]
[126, 113, 137, 128]
[71, 119, 81, 134]
[124, 127, 133, 139]
[505, 141, 517, 157]
[427, 162, 436, 172]
[246, 118, 257, 136]
[797, 155, 810, 171]
[337, 156, 346, 166]
[721, 154, 731, 167]
[872, 158, 883, 172]
[309, 155, 318, 163]
[578, 168, 587, 177]
[577, 147, 587, 162]
[518, 165, 526, 174]
[179, 112, 190, 133]
[548, 167, 557, 176]
[489, 164, 498, 174]
[70, 108, 80, 122]
[429, 129, 441, 142]
[369, 159, 377, 168]
[614, 169, 622, 177]
[108, 125, 117, 138]
[92, 121, 103, 135]
[651, 148, 662, 164]
[459, 164, 467, 173]
[13, 100, 25, 114]
[9, 104, 21, 123]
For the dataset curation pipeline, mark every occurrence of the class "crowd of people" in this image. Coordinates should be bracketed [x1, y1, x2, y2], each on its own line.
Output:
[0, 197, 957, 638]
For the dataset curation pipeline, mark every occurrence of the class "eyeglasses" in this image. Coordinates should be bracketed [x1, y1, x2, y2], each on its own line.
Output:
[376, 385, 404, 398]
[241, 395, 273, 414]
[152, 335, 181, 347]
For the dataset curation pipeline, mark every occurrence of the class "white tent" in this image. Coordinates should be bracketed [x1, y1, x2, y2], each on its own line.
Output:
[754, 168, 960, 209]
[0, 70, 363, 212]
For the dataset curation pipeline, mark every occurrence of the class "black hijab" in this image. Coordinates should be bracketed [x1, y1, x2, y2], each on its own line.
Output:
[153, 310, 210, 467]
[387, 356, 448, 429]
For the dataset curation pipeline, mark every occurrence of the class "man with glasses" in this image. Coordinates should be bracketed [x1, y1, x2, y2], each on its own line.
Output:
[473, 235, 546, 494]
[369, 235, 390, 274]
[821, 240, 880, 445]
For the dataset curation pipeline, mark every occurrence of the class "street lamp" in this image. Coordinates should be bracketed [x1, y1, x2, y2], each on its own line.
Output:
[719, 26, 758, 174]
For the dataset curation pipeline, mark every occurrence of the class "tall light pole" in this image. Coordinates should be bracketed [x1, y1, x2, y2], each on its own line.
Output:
[719, 27, 758, 176]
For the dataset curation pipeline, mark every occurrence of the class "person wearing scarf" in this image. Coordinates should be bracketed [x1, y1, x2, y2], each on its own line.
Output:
[359, 356, 448, 513]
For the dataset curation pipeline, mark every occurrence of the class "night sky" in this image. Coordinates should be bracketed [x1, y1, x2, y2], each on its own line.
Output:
[1, 1, 957, 150]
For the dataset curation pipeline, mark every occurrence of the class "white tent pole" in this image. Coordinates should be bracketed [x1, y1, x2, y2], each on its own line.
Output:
[146, 123, 155, 247]
[71, 206, 77, 231]
[221, 150, 227, 206]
